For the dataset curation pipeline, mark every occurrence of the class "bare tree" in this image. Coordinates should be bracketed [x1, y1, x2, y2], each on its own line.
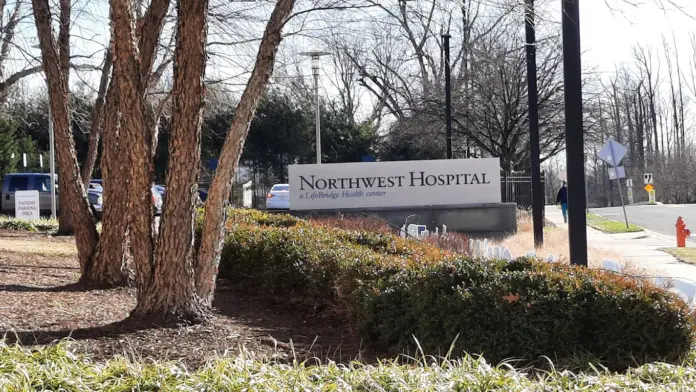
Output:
[0, 0, 42, 103]
[197, 0, 296, 307]
[32, 0, 100, 276]
[130, 0, 209, 321]
[81, 49, 112, 186]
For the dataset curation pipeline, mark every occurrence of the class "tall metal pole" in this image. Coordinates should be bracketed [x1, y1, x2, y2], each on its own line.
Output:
[49, 103, 57, 220]
[314, 70, 321, 164]
[300, 51, 330, 164]
[442, 33, 453, 159]
[562, 0, 588, 266]
[525, 0, 543, 248]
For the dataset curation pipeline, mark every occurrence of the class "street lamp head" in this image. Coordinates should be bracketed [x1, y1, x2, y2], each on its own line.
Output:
[311, 56, 320, 72]
[300, 51, 331, 76]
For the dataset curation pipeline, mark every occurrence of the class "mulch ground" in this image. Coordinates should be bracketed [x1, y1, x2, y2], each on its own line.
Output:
[0, 230, 378, 368]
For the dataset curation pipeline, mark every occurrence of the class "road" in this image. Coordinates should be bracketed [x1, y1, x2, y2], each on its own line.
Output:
[591, 204, 696, 239]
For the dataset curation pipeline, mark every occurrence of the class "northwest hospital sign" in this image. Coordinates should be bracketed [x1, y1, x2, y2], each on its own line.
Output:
[288, 158, 501, 210]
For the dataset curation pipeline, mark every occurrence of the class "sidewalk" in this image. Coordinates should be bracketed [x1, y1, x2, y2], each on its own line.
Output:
[544, 206, 696, 283]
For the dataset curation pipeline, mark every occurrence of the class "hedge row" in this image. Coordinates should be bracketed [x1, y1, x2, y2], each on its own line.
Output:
[217, 209, 695, 370]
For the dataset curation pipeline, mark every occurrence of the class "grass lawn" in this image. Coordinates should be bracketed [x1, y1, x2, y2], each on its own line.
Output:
[586, 213, 643, 234]
[661, 247, 696, 265]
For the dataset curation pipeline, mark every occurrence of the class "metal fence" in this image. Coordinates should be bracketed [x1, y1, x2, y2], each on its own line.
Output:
[501, 171, 545, 210]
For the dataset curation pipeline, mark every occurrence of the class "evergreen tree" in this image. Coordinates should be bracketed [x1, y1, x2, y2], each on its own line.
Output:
[17, 134, 39, 172]
[0, 118, 19, 177]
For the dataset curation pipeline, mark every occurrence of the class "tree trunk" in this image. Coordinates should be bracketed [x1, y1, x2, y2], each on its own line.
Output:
[56, 0, 75, 236]
[87, 73, 132, 287]
[82, 49, 113, 186]
[131, 0, 209, 323]
[196, 0, 296, 305]
[32, 0, 99, 272]
[109, 0, 156, 292]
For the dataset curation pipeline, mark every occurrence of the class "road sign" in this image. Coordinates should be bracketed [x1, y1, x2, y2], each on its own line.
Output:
[644, 173, 653, 184]
[608, 166, 626, 180]
[627, 187, 634, 204]
[626, 179, 633, 188]
[645, 184, 654, 192]
[648, 189, 656, 204]
[597, 138, 627, 167]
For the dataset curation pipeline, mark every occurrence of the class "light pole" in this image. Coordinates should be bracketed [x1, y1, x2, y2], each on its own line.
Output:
[442, 33, 453, 159]
[49, 103, 56, 219]
[300, 51, 330, 164]
[34, 44, 57, 219]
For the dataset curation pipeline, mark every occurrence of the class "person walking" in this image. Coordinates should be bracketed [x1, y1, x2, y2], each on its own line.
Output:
[556, 180, 568, 223]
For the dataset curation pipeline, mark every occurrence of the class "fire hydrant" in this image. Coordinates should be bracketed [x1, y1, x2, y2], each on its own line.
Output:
[676, 217, 691, 248]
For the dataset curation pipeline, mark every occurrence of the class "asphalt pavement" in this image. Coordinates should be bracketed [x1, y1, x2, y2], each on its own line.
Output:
[591, 204, 696, 239]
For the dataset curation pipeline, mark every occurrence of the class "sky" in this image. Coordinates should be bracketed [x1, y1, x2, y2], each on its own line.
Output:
[580, 0, 696, 75]
[8, 0, 696, 109]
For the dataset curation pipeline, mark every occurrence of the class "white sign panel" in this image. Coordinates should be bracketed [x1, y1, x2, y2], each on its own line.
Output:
[288, 158, 501, 210]
[607, 166, 626, 180]
[626, 179, 633, 188]
[644, 173, 653, 184]
[597, 138, 627, 167]
[14, 190, 40, 221]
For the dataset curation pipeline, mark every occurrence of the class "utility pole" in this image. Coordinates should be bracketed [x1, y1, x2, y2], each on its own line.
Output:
[442, 33, 453, 159]
[561, 0, 588, 266]
[525, 0, 543, 248]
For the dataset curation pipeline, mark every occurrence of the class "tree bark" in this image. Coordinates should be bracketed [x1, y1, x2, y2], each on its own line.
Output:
[32, 0, 99, 273]
[109, 0, 156, 292]
[131, 0, 208, 322]
[196, 0, 296, 305]
[56, 0, 74, 236]
[81, 49, 113, 186]
[95, 0, 170, 289]
[88, 73, 132, 287]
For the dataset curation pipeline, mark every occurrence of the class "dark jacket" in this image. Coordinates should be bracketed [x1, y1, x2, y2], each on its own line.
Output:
[556, 186, 568, 204]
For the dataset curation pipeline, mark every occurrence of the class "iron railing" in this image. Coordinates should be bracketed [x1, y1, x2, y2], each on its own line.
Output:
[501, 171, 545, 210]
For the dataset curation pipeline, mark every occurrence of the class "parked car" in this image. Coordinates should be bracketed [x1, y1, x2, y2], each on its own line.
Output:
[91, 179, 163, 215]
[266, 183, 290, 210]
[2, 173, 59, 215]
[1, 173, 103, 217]
[153, 185, 207, 205]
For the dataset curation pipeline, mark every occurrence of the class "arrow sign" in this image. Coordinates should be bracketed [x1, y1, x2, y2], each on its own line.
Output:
[644, 173, 653, 184]
[597, 137, 627, 167]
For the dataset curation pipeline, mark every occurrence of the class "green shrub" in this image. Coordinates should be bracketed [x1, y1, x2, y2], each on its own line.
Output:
[0, 215, 59, 232]
[0, 218, 37, 232]
[354, 258, 695, 370]
[219, 209, 695, 370]
[219, 224, 404, 299]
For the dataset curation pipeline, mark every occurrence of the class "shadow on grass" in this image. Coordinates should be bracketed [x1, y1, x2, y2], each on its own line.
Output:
[0, 280, 378, 366]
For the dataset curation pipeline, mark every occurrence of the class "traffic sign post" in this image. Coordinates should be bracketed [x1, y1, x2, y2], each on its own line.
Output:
[627, 187, 634, 204]
[644, 181, 656, 204]
[597, 137, 630, 229]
